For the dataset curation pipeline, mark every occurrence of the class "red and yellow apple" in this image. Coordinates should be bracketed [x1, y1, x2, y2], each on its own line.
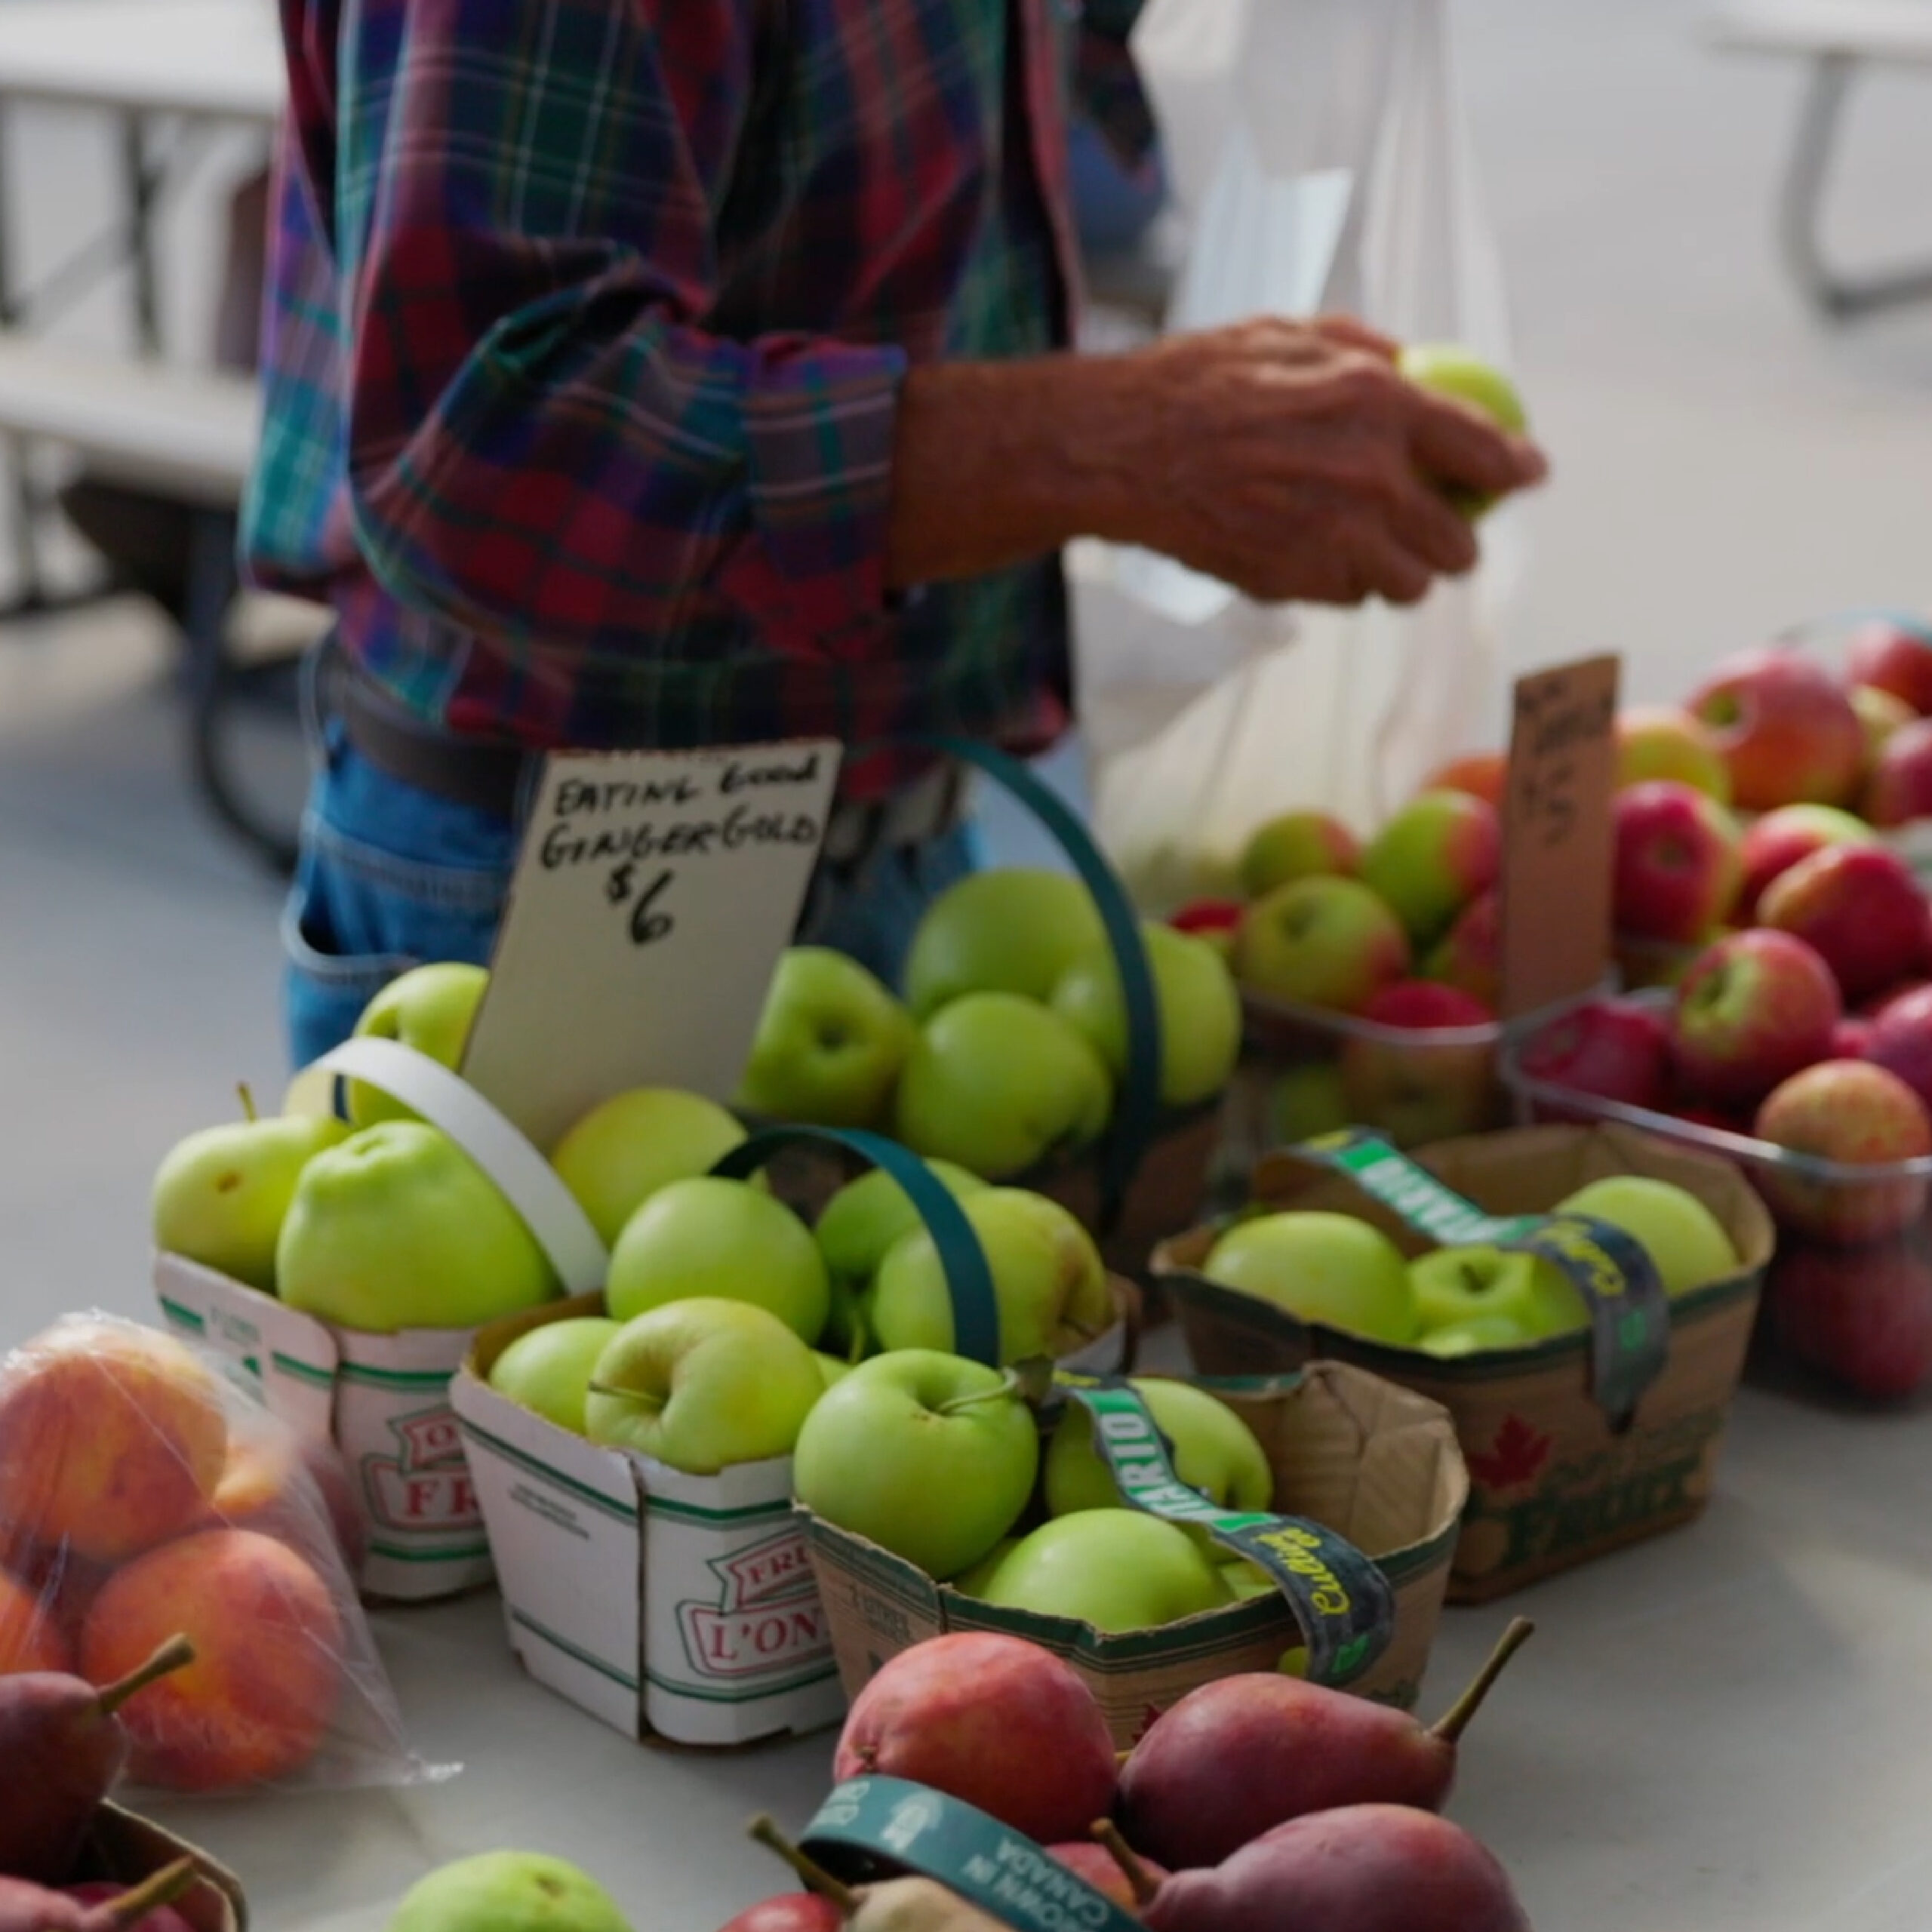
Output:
[1612, 781, 1744, 945]
[1863, 718, 1932, 829]
[1615, 706, 1730, 802]
[1686, 648, 1865, 811]
[1735, 804, 1875, 922]
[1237, 811, 1361, 900]
[1670, 930, 1840, 1110]
[1358, 791, 1500, 946]
[1514, 998, 1671, 1112]
[1235, 877, 1411, 1014]
[1338, 981, 1496, 1146]
[1844, 619, 1932, 718]
[1758, 843, 1929, 1005]
[1424, 889, 1501, 1011]
[1771, 1238, 1932, 1401]
[1752, 1060, 1932, 1244]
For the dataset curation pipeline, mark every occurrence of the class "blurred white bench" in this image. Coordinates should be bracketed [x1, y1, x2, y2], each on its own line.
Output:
[1706, 1, 1932, 318]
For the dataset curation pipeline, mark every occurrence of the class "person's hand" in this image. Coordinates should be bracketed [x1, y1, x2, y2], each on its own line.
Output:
[1110, 314, 1548, 607]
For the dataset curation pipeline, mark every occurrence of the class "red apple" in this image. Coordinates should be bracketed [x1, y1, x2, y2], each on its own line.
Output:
[1613, 781, 1745, 943]
[1833, 1016, 1877, 1060]
[1671, 930, 1841, 1110]
[1844, 618, 1932, 717]
[1337, 981, 1496, 1148]
[1735, 804, 1876, 921]
[1752, 1060, 1932, 1244]
[1669, 1103, 1747, 1136]
[1515, 998, 1670, 1112]
[1171, 899, 1244, 937]
[1686, 647, 1865, 811]
[1852, 685, 1916, 773]
[1866, 978, 1932, 1021]
[1771, 1239, 1932, 1401]
[1423, 889, 1501, 1011]
[717, 1902, 842, 1932]
[1860, 986, 1932, 1112]
[1758, 843, 1929, 1004]
[1862, 717, 1932, 828]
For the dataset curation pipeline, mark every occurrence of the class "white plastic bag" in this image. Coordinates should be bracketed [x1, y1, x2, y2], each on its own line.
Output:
[1076, 0, 1527, 911]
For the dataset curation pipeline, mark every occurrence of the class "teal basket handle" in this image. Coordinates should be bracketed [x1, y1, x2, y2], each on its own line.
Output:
[712, 1125, 1002, 1367]
[1774, 608, 1932, 647]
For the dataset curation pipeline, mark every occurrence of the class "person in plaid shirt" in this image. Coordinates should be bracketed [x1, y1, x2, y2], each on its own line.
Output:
[245, 0, 1546, 1069]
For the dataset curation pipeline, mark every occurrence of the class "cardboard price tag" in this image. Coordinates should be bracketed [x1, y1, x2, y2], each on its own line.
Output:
[802, 1777, 1142, 1932]
[1292, 1128, 1672, 1425]
[459, 741, 841, 1150]
[1053, 1374, 1395, 1687]
[1499, 655, 1619, 1020]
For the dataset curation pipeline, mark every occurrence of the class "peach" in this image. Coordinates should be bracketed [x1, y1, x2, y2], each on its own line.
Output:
[82, 1529, 344, 1791]
[1420, 752, 1506, 810]
[0, 1567, 68, 1675]
[0, 1322, 226, 1564]
[208, 1420, 368, 1577]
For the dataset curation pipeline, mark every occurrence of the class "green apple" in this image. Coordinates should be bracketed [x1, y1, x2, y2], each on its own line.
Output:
[1358, 791, 1500, 948]
[276, 1121, 559, 1333]
[1234, 878, 1411, 1014]
[549, 1088, 747, 1248]
[1238, 810, 1361, 901]
[977, 1511, 1234, 1632]
[870, 1188, 1114, 1364]
[1269, 1062, 1353, 1144]
[346, 961, 490, 1127]
[735, 946, 915, 1128]
[151, 1094, 348, 1291]
[1419, 1312, 1534, 1358]
[1044, 1378, 1272, 1518]
[1220, 1556, 1278, 1601]
[1397, 343, 1527, 518]
[1202, 1211, 1418, 1345]
[388, 1853, 631, 1932]
[604, 1177, 829, 1340]
[1410, 1244, 1585, 1337]
[1049, 921, 1242, 1109]
[814, 1158, 990, 1284]
[904, 869, 1106, 1018]
[1555, 1176, 1740, 1297]
[792, 1349, 1039, 1579]
[946, 1537, 1020, 1598]
[488, 1315, 622, 1435]
[894, 994, 1113, 1178]
[813, 1351, 852, 1389]
[586, 1298, 823, 1475]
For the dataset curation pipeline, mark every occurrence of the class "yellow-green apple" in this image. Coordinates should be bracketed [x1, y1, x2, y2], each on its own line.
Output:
[345, 961, 489, 1127]
[1269, 1062, 1352, 1143]
[389, 1856, 632, 1932]
[1396, 343, 1528, 515]
[1853, 685, 1916, 772]
[1339, 980, 1495, 1147]
[488, 1315, 621, 1435]
[1358, 792, 1500, 946]
[1201, 1212, 1418, 1344]
[1686, 648, 1864, 811]
[150, 1091, 347, 1291]
[1235, 878, 1411, 1014]
[904, 869, 1105, 1017]
[1863, 717, 1932, 828]
[1759, 844, 1929, 1004]
[735, 946, 914, 1128]
[792, 1350, 1039, 1578]
[1611, 781, 1744, 944]
[1614, 706, 1731, 803]
[894, 993, 1112, 1177]
[977, 1511, 1232, 1632]
[1051, 922, 1242, 1109]
[1424, 890, 1500, 1011]
[832, 1632, 1119, 1846]
[1419, 752, 1506, 809]
[947, 1539, 1019, 1597]
[1514, 997, 1670, 1112]
[1669, 930, 1839, 1110]
[814, 1158, 989, 1285]
[1419, 1312, 1535, 1357]
[1217, 1556, 1278, 1601]
[1737, 804, 1876, 920]
[870, 1187, 1112, 1363]
[1845, 619, 1932, 717]
[1750, 1061, 1932, 1244]
[1863, 986, 1932, 1109]
[277, 1122, 558, 1333]
[1771, 1238, 1932, 1400]
[1237, 811, 1360, 900]
[605, 1176, 828, 1340]
[549, 1088, 747, 1247]
[586, 1299, 824, 1472]
[1410, 1247, 1583, 1337]
[1044, 1378, 1272, 1518]
[812, 1352, 851, 1389]
[1555, 1175, 1740, 1294]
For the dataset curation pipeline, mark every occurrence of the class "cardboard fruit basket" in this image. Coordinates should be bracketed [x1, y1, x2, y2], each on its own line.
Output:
[802, 1358, 1467, 1749]
[78, 1804, 248, 1932]
[1155, 1124, 1775, 1602]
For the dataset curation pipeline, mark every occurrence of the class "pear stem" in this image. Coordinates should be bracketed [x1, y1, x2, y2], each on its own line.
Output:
[236, 1081, 259, 1124]
[937, 1371, 1022, 1418]
[98, 1859, 198, 1927]
[747, 1818, 858, 1913]
[1090, 1821, 1161, 1907]
[1430, 1617, 1535, 1745]
[95, 1634, 196, 1718]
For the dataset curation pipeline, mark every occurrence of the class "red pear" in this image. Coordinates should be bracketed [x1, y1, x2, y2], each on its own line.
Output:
[0, 1863, 198, 1932]
[1044, 1824, 1168, 1915]
[716, 1898, 844, 1932]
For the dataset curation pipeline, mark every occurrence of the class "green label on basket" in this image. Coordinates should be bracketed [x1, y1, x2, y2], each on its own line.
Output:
[1054, 1373, 1394, 1687]
[1293, 1128, 1672, 1426]
[802, 1777, 1143, 1932]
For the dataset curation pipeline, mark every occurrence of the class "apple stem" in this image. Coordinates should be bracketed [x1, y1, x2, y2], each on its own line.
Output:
[236, 1081, 259, 1124]
[1091, 1821, 1161, 1906]
[95, 1633, 196, 1717]
[1430, 1617, 1534, 1745]
[585, 1381, 663, 1414]
[100, 1859, 198, 1927]
[747, 1817, 858, 1913]
[937, 1371, 1023, 1418]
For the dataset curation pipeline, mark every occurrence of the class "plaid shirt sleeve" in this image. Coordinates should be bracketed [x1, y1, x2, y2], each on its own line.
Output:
[333, 0, 907, 667]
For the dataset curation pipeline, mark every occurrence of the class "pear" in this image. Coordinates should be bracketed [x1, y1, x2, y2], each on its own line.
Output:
[1120, 1619, 1534, 1869]
[0, 1634, 195, 1881]
[0, 1863, 198, 1932]
[386, 1853, 632, 1932]
[1044, 1823, 1167, 1916]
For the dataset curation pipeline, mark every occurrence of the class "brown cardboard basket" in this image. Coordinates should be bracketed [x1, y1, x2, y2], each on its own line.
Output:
[1154, 1123, 1775, 1602]
[78, 1804, 248, 1932]
[803, 1358, 1467, 1749]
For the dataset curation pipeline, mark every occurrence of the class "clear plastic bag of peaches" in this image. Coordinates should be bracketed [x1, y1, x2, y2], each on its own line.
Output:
[0, 1311, 446, 1794]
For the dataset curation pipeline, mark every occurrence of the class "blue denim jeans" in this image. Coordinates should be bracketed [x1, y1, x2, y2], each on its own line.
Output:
[283, 707, 982, 1072]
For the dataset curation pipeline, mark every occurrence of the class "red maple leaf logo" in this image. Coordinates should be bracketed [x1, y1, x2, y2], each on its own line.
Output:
[1467, 1414, 1553, 1490]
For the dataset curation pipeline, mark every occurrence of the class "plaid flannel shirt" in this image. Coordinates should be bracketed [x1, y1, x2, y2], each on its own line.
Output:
[244, 0, 1148, 787]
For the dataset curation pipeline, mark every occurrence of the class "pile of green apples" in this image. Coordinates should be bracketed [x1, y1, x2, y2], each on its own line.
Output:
[737, 868, 1243, 1178]
[1196, 1174, 1741, 1358]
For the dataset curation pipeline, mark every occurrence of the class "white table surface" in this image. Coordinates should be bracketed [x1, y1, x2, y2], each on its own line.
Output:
[0, 0, 282, 121]
[128, 1341, 1932, 1932]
